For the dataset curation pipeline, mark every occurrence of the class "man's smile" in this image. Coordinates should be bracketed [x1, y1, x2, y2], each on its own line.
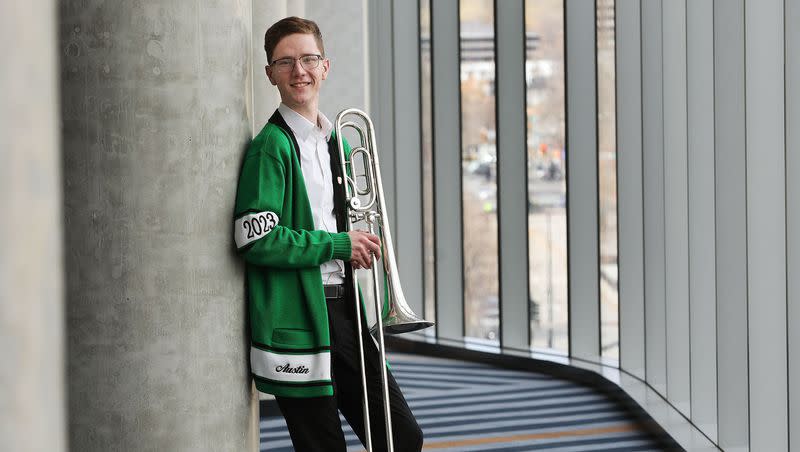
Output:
[267, 33, 328, 120]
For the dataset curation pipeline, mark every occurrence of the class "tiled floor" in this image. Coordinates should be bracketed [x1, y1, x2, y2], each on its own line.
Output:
[260, 353, 676, 451]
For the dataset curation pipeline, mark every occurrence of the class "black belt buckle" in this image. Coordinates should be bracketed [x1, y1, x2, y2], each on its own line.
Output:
[324, 284, 345, 300]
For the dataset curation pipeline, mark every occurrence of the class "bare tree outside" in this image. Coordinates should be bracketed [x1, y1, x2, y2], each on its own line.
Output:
[526, 0, 569, 353]
[460, 0, 500, 341]
[597, 0, 619, 360]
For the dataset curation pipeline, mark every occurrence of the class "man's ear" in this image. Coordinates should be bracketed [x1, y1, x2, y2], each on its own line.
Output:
[321, 58, 330, 81]
[265, 66, 277, 86]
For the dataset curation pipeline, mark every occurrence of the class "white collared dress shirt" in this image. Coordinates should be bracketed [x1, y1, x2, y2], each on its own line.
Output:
[277, 103, 345, 284]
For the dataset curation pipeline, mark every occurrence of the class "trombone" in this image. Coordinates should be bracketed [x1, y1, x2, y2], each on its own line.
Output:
[335, 108, 433, 452]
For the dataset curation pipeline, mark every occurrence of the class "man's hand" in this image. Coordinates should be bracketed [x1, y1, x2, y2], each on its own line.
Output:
[348, 230, 381, 269]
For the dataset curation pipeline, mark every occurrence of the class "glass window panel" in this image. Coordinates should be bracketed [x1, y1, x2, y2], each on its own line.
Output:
[525, 0, 568, 353]
[460, 0, 499, 343]
[597, 0, 618, 360]
[420, 0, 436, 332]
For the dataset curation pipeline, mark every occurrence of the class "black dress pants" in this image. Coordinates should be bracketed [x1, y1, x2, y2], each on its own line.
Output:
[275, 295, 423, 452]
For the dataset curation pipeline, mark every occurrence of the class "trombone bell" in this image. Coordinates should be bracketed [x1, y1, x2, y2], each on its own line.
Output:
[335, 108, 434, 336]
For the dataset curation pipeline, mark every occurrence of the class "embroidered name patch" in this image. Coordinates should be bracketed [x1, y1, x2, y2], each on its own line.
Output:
[235, 211, 279, 248]
[275, 364, 310, 374]
[250, 346, 331, 383]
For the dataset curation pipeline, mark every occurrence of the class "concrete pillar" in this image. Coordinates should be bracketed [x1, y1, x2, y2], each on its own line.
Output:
[59, 1, 258, 450]
[0, 1, 66, 451]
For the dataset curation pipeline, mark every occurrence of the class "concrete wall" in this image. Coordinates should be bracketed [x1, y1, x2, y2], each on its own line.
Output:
[252, 0, 306, 133]
[0, 0, 66, 451]
[59, 1, 258, 450]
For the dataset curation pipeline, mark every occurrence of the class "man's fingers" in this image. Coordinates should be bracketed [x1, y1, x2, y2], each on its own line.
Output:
[357, 236, 380, 258]
[359, 250, 374, 268]
[356, 245, 376, 269]
[361, 235, 381, 259]
[361, 244, 380, 261]
[370, 242, 382, 260]
[347, 230, 382, 267]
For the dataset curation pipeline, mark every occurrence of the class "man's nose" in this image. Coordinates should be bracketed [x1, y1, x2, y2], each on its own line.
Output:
[291, 59, 307, 75]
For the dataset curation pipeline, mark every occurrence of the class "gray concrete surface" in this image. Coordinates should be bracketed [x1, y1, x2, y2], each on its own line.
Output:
[252, 1, 305, 134]
[59, 1, 258, 450]
[0, 1, 66, 451]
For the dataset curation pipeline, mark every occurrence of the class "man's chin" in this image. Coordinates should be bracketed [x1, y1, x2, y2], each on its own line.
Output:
[291, 97, 315, 107]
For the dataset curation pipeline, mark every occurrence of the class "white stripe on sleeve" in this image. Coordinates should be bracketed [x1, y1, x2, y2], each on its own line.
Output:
[235, 211, 279, 248]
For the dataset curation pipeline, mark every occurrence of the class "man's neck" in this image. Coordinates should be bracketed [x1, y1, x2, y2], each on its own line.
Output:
[286, 104, 319, 126]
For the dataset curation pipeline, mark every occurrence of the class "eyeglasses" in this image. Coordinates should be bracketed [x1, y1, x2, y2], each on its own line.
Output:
[270, 54, 324, 73]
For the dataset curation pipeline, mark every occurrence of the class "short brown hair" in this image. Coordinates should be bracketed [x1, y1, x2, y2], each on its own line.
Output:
[264, 17, 325, 65]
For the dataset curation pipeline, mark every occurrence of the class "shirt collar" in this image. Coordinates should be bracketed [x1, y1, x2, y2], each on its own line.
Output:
[278, 103, 333, 142]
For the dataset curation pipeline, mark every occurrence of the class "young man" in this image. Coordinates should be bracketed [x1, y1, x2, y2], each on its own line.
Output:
[234, 17, 423, 452]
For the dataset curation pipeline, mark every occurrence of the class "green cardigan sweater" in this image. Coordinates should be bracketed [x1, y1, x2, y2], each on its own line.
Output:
[234, 111, 352, 398]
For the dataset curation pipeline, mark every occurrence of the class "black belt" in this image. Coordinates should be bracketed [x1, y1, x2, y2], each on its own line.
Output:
[323, 284, 346, 300]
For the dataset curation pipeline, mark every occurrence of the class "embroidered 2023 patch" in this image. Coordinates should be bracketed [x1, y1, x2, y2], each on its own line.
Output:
[235, 211, 279, 248]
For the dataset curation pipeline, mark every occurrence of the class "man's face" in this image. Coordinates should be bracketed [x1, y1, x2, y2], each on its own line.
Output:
[266, 33, 329, 116]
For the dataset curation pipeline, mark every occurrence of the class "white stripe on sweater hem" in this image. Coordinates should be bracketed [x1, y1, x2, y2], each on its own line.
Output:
[250, 346, 331, 383]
